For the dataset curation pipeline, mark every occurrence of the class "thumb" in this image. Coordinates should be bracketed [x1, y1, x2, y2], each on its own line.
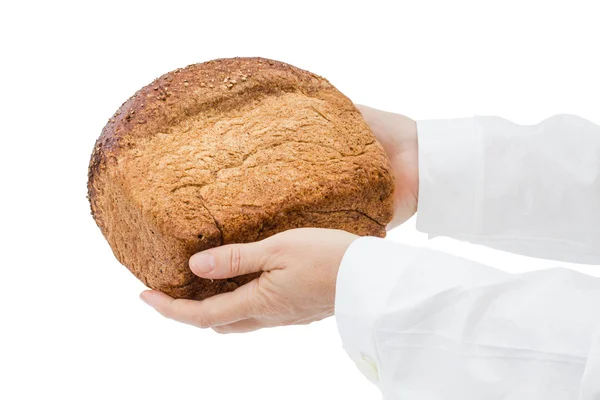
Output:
[189, 241, 268, 279]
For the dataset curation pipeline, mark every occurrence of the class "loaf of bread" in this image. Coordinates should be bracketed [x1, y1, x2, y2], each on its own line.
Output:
[88, 57, 394, 300]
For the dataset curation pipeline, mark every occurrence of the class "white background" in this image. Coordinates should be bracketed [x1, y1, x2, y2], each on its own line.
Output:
[1, 0, 599, 399]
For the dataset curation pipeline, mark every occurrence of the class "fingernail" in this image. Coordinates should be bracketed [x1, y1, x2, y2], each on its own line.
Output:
[190, 253, 216, 274]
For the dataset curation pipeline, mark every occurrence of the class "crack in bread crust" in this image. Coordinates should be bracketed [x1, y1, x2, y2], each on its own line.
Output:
[198, 198, 223, 247]
[307, 209, 386, 227]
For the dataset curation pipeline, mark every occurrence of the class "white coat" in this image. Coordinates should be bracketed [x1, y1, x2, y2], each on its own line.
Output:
[335, 115, 600, 399]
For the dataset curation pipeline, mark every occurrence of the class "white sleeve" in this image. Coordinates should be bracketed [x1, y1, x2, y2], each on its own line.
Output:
[416, 115, 600, 264]
[335, 237, 600, 399]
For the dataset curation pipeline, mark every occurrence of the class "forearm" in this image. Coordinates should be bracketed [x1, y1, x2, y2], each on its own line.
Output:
[335, 237, 600, 398]
[416, 114, 600, 263]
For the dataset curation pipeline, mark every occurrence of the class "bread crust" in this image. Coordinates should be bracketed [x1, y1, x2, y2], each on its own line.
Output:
[88, 57, 394, 300]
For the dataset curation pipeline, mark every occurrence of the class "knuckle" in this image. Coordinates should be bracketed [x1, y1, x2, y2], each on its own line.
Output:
[193, 315, 211, 329]
[193, 306, 217, 329]
[245, 280, 264, 314]
[250, 283, 277, 316]
[264, 238, 285, 256]
[229, 246, 242, 276]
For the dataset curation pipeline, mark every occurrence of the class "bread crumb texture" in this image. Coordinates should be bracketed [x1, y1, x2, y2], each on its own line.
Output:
[88, 57, 394, 300]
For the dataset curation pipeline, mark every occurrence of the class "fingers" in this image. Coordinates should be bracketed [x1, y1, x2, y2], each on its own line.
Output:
[212, 318, 263, 334]
[140, 290, 201, 326]
[140, 279, 260, 328]
[189, 241, 269, 279]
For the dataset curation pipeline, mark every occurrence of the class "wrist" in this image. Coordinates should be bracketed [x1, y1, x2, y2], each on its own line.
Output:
[387, 116, 419, 228]
[398, 117, 419, 201]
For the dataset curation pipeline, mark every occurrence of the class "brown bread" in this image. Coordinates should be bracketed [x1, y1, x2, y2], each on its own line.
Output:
[88, 57, 394, 300]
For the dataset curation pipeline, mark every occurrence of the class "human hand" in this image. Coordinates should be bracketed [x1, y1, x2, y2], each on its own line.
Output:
[356, 105, 418, 229]
[140, 228, 358, 333]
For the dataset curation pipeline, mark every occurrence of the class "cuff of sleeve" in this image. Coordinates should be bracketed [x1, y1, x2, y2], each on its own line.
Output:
[335, 236, 419, 385]
[415, 118, 483, 237]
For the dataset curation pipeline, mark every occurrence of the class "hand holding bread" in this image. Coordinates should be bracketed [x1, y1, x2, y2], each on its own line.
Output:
[141, 228, 357, 333]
